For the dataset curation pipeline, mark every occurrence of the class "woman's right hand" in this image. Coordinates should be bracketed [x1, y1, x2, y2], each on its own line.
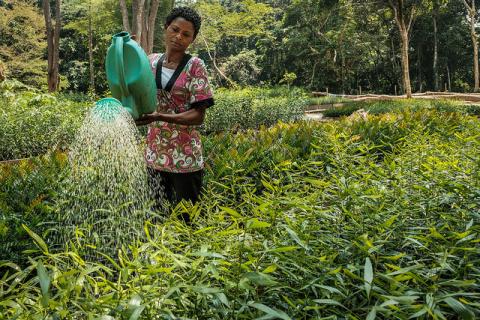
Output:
[135, 112, 160, 126]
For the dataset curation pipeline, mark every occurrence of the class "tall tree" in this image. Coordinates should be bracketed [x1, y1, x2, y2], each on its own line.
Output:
[432, 0, 440, 91]
[43, 0, 62, 92]
[462, 0, 479, 92]
[119, 0, 169, 54]
[88, 0, 94, 92]
[0, 1, 47, 87]
[387, 0, 416, 98]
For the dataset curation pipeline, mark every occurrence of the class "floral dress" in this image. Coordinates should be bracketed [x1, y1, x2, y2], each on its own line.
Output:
[145, 53, 214, 173]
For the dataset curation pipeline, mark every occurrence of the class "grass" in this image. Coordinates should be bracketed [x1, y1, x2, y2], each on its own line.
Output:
[1, 109, 479, 319]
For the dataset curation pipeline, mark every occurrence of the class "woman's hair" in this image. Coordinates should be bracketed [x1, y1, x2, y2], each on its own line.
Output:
[165, 7, 202, 38]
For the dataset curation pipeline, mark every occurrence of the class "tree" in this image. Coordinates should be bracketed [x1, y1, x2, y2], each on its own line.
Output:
[42, 0, 62, 92]
[387, 0, 417, 98]
[0, 1, 47, 87]
[462, 0, 479, 92]
[119, 0, 172, 54]
[193, 0, 274, 87]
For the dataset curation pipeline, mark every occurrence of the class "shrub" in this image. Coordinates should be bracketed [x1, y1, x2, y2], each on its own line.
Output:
[203, 86, 309, 132]
[0, 81, 92, 160]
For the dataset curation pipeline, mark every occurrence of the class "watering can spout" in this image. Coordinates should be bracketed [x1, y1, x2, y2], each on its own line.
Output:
[91, 98, 124, 122]
[105, 31, 157, 120]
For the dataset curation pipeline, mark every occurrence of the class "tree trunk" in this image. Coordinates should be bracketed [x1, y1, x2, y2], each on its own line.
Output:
[463, 0, 479, 92]
[399, 30, 412, 97]
[433, 2, 439, 91]
[417, 42, 422, 92]
[42, 0, 54, 91]
[53, 0, 61, 91]
[132, 0, 146, 44]
[88, 0, 94, 93]
[120, 0, 131, 32]
[146, 0, 161, 54]
[43, 0, 61, 92]
[120, 0, 161, 53]
[470, 10, 479, 92]
[390, 0, 414, 98]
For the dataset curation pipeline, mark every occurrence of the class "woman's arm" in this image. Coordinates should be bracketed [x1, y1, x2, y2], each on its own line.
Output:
[135, 106, 207, 126]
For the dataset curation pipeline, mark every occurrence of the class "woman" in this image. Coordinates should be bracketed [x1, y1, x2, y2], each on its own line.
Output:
[136, 7, 214, 222]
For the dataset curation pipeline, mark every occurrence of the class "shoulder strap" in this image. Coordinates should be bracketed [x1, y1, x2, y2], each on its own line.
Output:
[155, 54, 166, 90]
[164, 54, 192, 92]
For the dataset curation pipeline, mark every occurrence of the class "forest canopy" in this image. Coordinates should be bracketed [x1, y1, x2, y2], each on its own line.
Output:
[0, 0, 478, 94]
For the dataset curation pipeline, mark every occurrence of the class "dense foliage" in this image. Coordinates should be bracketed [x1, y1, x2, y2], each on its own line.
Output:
[2, 0, 480, 94]
[0, 85, 308, 161]
[0, 80, 91, 161]
[1, 105, 479, 318]
[204, 87, 308, 132]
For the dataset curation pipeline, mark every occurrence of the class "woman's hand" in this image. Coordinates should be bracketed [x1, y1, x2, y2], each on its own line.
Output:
[135, 107, 206, 126]
[135, 112, 160, 126]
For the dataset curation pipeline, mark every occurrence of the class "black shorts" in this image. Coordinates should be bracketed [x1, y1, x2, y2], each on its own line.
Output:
[148, 168, 203, 206]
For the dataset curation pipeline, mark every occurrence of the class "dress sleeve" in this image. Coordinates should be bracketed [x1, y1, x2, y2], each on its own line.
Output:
[189, 58, 214, 109]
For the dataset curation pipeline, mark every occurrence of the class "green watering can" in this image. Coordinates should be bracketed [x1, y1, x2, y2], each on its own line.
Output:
[105, 31, 157, 120]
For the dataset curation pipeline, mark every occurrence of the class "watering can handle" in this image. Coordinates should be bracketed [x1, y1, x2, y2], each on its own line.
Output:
[114, 36, 130, 96]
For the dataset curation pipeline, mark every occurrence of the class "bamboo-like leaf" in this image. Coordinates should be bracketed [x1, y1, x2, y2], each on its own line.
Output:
[443, 297, 474, 320]
[244, 272, 278, 286]
[266, 246, 299, 253]
[284, 226, 308, 249]
[215, 292, 230, 307]
[36, 261, 50, 307]
[313, 299, 347, 309]
[220, 206, 243, 219]
[364, 257, 373, 298]
[128, 305, 145, 320]
[366, 307, 376, 320]
[250, 302, 291, 320]
[22, 224, 48, 253]
[247, 218, 271, 229]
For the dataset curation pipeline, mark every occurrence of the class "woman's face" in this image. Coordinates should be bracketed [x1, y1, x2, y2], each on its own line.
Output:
[165, 17, 195, 53]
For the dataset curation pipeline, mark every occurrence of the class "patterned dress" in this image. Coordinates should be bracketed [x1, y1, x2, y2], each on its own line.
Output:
[146, 53, 214, 173]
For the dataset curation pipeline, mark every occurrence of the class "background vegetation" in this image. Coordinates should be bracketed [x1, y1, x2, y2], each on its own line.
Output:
[1, 0, 480, 94]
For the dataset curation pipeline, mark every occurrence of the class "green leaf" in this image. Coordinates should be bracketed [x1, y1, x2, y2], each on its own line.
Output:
[247, 218, 271, 229]
[215, 292, 230, 307]
[250, 303, 291, 320]
[284, 226, 308, 249]
[366, 307, 376, 320]
[443, 297, 474, 320]
[244, 272, 278, 286]
[36, 261, 50, 307]
[267, 246, 299, 253]
[313, 299, 347, 309]
[128, 306, 145, 320]
[220, 206, 243, 219]
[314, 285, 346, 297]
[364, 257, 373, 298]
[383, 295, 419, 304]
[23, 224, 48, 253]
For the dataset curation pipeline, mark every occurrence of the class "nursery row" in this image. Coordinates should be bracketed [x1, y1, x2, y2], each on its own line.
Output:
[0, 82, 308, 161]
[1, 109, 479, 319]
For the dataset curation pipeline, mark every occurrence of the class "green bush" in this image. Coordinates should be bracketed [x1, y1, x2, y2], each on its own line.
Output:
[203, 86, 309, 132]
[0, 80, 91, 161]
[0, 152, 67, 263]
